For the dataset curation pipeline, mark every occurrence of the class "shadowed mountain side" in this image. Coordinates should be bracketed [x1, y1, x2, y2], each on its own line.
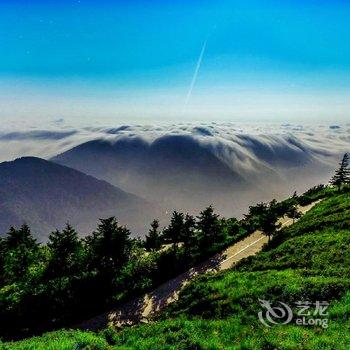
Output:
[0, 157, 157, 241]
[52, 135, 267, 216]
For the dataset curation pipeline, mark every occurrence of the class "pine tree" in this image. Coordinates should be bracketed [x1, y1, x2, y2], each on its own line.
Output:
[286, 205, 302, 223]
[330, 153, 350, 190]
[145, 219, 162, 252]
[181, 214, 197, 258]
[243, 202, 269, 232]
[259, 209, 281, 243]
[163, 211, 185, 251]
[196, 206, 223, 250]
[247, 202, 269, 217]
[3, 225, 39, 283]
[90, 217, 132, 274]
[47, 223, 81, 277]
[5, 224, 37, 250]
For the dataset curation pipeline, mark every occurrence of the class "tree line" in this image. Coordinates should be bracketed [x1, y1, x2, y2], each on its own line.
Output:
[0, 206, 238, 338]
[0, 195, 305, 339]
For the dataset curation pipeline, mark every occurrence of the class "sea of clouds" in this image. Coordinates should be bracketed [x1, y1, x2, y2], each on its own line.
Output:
[0, 121, 349, 218]
[0, 121, 349, 166]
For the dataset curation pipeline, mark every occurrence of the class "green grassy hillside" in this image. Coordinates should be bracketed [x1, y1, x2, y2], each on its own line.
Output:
[3, 187, 350, 350]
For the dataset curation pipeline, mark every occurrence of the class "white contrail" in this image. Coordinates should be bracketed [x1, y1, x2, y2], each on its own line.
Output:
[184, 40, 207, 107]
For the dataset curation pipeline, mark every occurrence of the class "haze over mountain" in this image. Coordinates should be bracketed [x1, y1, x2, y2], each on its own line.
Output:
[52, 135, 253, 216]
[50, 123, 349, 217]
[0, 157, 157, 241]
[0, 122, 348, 220]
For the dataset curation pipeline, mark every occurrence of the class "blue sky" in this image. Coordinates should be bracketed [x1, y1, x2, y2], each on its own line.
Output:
[1, 0, 350, 125]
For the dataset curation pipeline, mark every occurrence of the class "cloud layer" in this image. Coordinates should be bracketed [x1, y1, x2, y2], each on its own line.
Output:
[1, 122, 349, 170]
[0, 121, 349, 220]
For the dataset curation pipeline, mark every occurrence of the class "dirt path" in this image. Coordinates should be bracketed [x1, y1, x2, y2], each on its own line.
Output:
[78, 201, 318, 331]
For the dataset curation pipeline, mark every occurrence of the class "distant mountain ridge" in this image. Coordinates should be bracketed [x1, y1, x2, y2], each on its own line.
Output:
[0, 157, 157, 241]
[52, 135, 255, 216]
[52, 133, 330, 218]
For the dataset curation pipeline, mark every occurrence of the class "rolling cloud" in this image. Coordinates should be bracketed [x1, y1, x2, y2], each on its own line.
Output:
[0, 122, 349, 219]
[0, 123, 348, 165]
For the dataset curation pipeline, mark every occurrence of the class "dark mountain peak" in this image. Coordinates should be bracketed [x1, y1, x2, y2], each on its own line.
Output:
[2, 156, 46, 165]
[2, 156, 74, 172]
[0, 156, 157, 241]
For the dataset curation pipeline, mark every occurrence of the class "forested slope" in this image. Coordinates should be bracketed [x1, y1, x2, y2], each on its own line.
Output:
[4, 186, 349, 349]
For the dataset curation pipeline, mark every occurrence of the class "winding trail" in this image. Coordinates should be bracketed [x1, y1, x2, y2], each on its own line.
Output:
[78, 201, 318, 331]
